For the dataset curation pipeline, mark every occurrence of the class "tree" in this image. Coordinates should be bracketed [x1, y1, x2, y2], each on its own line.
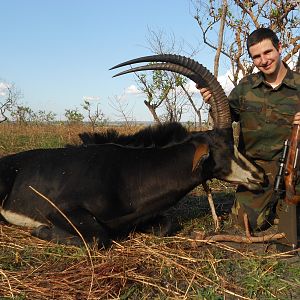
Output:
[133, 29, 206, 126]
[109, 94, 135, 128]
[296, 52, 300, 73]
[64, 108, 84, 124]
[32, 110, 57, 124]
[11, 105, 35, 124]
[136, 70, 189, 123]
[81, 99, 106, 131]
[0, 81, 22, 122]
[192, 0, 300, 84]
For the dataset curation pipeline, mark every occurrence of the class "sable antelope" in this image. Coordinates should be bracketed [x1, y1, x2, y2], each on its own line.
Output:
[0, 55, 265, 246]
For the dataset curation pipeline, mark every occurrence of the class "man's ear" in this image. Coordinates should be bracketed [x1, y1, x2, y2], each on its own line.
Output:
[278, 42, 283, 54]
[192, 144, 209, 172]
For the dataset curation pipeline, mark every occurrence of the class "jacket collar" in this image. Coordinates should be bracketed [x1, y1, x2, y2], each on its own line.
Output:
[251, 61, 297, 89]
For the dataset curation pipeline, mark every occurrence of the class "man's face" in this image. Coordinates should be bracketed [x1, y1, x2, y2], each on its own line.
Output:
[248, 39, 282, 76]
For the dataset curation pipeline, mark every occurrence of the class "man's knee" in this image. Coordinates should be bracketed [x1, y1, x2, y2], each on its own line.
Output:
[231, 199, 276, 231]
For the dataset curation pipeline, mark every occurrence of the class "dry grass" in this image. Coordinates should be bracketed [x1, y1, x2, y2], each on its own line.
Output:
[0, 123, 299, 299]
[0, 123, 142, 156]
[1, 223, 299, 300]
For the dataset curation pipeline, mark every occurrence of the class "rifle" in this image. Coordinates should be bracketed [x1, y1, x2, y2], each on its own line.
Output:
[275, 123, 300, 251]
[283, 124, 300, 205]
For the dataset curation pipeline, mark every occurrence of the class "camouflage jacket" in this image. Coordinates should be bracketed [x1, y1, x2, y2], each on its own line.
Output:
[229, 63, 300, 161]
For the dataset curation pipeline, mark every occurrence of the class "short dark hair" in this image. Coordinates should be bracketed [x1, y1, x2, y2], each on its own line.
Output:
[247, 28, 280, 56]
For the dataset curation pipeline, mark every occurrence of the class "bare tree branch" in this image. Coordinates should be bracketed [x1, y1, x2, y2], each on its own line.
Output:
[191, 0, 299, 87]
[214, 0, 228, 77]
[0, 82, 22, 123]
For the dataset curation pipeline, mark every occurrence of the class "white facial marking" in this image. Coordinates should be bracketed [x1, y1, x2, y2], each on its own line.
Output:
[0, 209, 45, 228]
[221, 145, 265, 188]
[223, 159, 252, 183]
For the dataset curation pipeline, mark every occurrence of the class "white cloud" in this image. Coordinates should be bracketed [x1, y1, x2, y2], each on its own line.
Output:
[122, 70, 238, 98]
[185, 72, 235, 96]
[186, 80, 199, 93]
[125, 84, 141, 95]
[217, 71, 235, 95]
[83, 96, 101, 102]
[0, 82, 8, 97]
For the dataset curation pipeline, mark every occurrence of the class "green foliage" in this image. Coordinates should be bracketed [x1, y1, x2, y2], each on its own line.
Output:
[119, 285, 141, 299]
[137, 62, 191, 123]
[0, 295, 27, 300]
[64, 108, 84, 124]
[195, 287, 223, 300]
[81, 99, 107, 130]
[10, 105, 34, 124]
[32, 110, 56, 124]
[10, 106, 56, 125]
[238, 259, 288, 299]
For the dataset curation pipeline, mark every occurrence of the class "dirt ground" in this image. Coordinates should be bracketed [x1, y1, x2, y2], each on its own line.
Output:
[167, 188, 300, 257]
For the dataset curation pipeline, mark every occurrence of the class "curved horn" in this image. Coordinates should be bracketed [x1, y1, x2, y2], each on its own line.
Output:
[110, 54, 198, 71]
[111, 54, 231, 129]
[113, 62, 206, 86]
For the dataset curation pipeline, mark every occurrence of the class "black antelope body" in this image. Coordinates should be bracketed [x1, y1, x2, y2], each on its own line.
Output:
[0, 55, 265, 247]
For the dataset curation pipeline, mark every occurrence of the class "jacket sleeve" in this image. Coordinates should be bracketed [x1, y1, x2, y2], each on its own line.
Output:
[228, 85, 242, 123]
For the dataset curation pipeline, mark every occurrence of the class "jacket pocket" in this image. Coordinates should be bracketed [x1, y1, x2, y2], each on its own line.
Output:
[271, 103, 297, 126]
[240, 101, 263, 130]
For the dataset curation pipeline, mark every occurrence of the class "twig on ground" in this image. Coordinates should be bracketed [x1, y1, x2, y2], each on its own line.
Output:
[243, 213, 251, 238]
[203, 181, 220, 231]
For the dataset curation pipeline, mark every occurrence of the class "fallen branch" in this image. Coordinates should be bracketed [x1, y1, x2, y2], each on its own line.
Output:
[192, 230, 286, 243]
[204, 232, 286, 243]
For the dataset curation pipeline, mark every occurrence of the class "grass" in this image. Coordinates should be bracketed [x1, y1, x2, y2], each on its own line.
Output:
[1, 225, 299, 299]
[0, 122, 141, 155]
[0, 123, 299, 299]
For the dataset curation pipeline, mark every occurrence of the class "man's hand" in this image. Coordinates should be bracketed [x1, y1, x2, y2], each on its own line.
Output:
[293, 112, 300, 125]
[196, 84, 212, 103]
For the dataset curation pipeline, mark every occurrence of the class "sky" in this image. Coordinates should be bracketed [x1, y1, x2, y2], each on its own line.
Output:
[0, 0, 233, 122]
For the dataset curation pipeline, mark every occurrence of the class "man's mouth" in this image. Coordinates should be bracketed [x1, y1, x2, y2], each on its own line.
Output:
[262, 62, 272, 70]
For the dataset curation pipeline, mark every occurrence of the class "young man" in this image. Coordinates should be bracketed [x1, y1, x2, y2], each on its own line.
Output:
[199, 28, 300, 233]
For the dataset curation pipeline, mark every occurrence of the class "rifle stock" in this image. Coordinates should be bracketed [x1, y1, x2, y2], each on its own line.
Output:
[284, 124, 300, 205]
[276, 123, 300, 251]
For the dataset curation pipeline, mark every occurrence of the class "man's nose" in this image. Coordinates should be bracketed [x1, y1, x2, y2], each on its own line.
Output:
[260, 55, 268, 64]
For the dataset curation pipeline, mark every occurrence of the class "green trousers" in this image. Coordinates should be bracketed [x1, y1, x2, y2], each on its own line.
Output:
[231, 160, 280, 231]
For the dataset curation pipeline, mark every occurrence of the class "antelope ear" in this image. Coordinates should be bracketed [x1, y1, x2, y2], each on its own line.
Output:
[192, 144, 209, 172]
